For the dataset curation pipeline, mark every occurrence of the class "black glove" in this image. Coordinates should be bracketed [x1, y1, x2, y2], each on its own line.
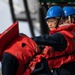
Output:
[31, 58, 52, 75]
[38, 45, 45, 52]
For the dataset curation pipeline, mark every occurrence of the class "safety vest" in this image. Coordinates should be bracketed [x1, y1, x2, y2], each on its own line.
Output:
[44, 24, 75, 69]
[4, 35, 40, 75]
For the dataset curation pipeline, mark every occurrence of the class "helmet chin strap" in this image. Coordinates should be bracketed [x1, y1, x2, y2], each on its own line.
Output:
[68, 16, 71, 23]
[56, 18, 61, 28]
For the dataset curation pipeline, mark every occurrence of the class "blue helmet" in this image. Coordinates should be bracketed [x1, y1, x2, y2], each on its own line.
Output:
[45, 6, 64, 19]
[63, 6, 75, 17]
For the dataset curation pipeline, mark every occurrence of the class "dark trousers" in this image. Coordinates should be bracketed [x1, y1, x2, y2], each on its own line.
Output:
[31, 59, 75, 75]
[53, 62, 75, 75]
[2, 52, 19, 75]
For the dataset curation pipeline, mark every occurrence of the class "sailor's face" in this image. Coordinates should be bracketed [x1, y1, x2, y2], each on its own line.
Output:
[46, 18, 58, 30]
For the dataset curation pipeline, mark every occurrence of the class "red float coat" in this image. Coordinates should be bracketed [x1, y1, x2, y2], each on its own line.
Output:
[4, 35, 40, 75]
[43, 24, 75, 69]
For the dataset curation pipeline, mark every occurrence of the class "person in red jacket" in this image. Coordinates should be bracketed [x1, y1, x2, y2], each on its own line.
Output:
[33, 6, 75, 75]
[2, 33, 41, 75]
[1, 22, 43, 75]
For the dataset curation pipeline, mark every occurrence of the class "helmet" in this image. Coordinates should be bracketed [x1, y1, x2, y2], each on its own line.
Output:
[45, 6, 64, 19]
[63, 6, 75, 17]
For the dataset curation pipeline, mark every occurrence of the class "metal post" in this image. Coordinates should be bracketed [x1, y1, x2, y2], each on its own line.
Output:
[39, 2, 49, 34]
[9, 0, 16, 23]
[23, 0, 35, 37]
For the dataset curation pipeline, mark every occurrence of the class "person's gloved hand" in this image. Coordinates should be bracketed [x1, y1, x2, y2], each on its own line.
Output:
[38, 45, 45, 53]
